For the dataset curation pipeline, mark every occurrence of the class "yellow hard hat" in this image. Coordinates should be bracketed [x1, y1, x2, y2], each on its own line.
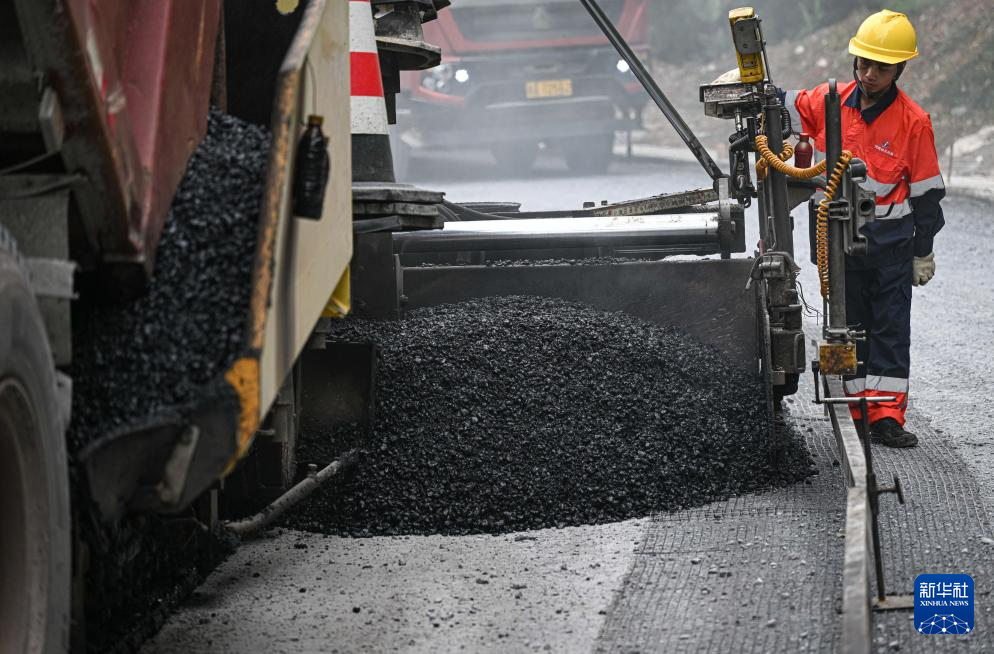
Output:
[849, 9, 918, 64]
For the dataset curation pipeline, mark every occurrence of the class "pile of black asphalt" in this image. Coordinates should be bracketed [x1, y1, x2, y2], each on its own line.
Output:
[68, 108, 269, 654]
[287, 295, 813, 537]
[69, 108, 269, 456]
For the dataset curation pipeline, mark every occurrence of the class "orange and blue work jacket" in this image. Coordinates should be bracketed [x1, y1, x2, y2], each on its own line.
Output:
[784, 80, 945, 267]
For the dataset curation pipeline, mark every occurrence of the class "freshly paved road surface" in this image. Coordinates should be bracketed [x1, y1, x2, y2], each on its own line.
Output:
[144, 151, 994, 653]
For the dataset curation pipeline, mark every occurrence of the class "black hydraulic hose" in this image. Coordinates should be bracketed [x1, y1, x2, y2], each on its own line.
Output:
[437, 202, 463, 222]
[440, 199, 509, 222]
[0, 149, 60, 176]
[578, 0, 725, 183]
[0, 174, 84, 200]
[438, 199, 717, 223]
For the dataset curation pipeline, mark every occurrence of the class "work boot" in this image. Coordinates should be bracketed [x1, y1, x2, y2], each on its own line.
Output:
[870, 418, 918, 448]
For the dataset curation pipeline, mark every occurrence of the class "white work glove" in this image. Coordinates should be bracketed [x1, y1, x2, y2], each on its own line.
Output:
[912, 253, 935, 286]
[711, 68, 741, 85]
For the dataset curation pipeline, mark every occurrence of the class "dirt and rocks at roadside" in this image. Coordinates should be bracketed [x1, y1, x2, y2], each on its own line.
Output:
[285, 296, 814, 537]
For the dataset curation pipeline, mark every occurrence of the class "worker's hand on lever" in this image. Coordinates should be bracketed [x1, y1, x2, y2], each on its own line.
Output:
[912, 253, 935, 286]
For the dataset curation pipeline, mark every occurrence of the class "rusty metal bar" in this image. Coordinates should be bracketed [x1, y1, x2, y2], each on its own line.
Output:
[821, 396, 897, 404]
[825, 80, 847, 331]
[225, 449, 358, 538]
[502, 188, 719, 220]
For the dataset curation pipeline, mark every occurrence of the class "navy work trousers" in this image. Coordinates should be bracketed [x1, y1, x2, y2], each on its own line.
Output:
[842, 259, 912, 425]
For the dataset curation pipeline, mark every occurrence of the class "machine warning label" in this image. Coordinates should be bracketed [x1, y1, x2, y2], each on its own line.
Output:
[915, 574, 974, 634]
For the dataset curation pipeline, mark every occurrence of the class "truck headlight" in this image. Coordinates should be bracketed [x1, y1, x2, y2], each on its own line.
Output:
[616, 59, 631, 73]
[422, 63, 455, 92]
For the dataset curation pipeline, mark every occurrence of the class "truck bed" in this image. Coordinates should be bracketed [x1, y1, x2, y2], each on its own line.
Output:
[4, 0, 221, 292]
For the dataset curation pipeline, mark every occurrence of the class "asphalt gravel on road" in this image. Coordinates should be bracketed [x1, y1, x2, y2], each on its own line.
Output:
[70, 108, 269, 454]
[69, 108, 270, 653]
[287, 295, 814, 537]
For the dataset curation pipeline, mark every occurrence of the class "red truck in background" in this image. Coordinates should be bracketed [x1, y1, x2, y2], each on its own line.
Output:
[394, 0, 650, 175]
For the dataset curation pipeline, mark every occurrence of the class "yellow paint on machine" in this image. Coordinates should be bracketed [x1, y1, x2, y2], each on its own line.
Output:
[217, 0, 351, 476]
[728, 7, 765, 83]
[222, 356, 262, 474]
[322, 266, 351, 318]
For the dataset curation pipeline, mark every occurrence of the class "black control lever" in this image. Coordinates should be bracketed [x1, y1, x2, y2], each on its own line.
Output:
[876, 475, 905, 504]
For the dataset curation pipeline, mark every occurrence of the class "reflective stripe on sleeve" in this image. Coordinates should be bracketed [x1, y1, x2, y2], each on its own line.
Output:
[875, 200, 912, 220]
[861, 174, 897, 197]
[909, 174, 945, 197]
[784, 90, 802, 134]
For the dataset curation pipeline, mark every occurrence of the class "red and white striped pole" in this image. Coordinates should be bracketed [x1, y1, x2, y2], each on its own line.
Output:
[350, 0, 395, 183]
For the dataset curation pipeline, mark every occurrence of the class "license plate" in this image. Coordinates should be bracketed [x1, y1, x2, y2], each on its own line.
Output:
[525, 79, 573, 99]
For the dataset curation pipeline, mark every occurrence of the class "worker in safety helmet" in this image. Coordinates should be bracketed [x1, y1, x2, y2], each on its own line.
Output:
[783, 10, 945, 447]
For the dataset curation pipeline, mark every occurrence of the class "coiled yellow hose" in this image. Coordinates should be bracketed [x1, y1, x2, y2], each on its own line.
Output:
[754, 134, 853, 298]
[754, 134, 825, 180]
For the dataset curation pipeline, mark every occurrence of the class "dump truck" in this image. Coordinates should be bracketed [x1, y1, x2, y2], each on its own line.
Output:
[2, 0, 881, 651]
[0, 1, 357, 649]
[391, 0, 651, 174]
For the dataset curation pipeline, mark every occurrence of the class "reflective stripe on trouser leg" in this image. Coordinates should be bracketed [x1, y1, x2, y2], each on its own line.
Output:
[844, 377, 866, 422]
[844, 261, 912, 425]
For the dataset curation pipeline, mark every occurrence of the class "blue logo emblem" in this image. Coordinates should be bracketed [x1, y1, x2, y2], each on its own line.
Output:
[915, 574, 974, 634]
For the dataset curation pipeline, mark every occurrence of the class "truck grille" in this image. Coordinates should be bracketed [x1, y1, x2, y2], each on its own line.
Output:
[450, 0, 625, 43]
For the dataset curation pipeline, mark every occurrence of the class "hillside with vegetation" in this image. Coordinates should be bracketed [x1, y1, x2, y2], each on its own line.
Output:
[643, 0, 994, 184]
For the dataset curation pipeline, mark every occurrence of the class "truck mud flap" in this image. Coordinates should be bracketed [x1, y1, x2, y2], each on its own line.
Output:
[70, 0, 351, 524]
[78, 379, 240, 521]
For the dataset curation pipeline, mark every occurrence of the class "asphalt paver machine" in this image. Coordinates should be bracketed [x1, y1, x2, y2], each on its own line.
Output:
[0, 1, 356, 649]
[0, 0, 890, 650]
[350, 1, 877, 415]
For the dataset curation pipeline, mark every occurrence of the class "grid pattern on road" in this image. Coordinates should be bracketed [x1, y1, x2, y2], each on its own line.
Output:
[594, 369, 847, 653]
[800, 316, 994, 653]
[595, 320, 994, 653]
[869, 407, 994, 652]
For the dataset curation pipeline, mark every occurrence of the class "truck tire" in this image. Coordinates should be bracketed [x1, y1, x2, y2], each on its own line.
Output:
[563, 134, 614, 175]
[0, 232, 71, 654]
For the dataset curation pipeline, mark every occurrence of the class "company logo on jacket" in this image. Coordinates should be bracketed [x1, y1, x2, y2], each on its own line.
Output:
[875, 140, 896, 157]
